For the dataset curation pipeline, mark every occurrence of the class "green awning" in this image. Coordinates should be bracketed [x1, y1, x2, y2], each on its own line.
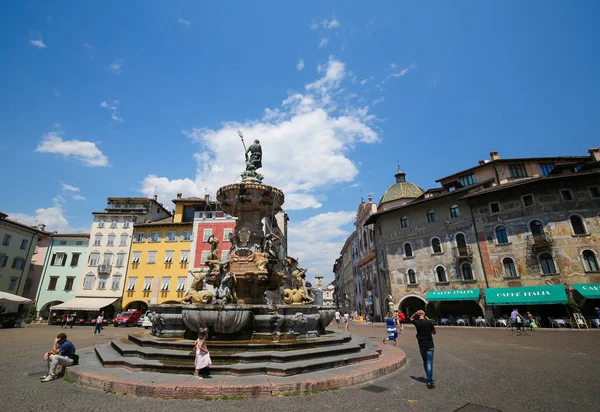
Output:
[426, 289, 480, 301]
[572, 284, 600, 299]
[485, 285, 568, 306]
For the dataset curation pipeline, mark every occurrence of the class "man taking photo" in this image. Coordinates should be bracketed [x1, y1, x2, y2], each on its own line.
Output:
[400, 310, 436, 389]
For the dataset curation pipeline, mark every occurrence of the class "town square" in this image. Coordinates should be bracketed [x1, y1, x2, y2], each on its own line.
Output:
[1, 2, 600, 411]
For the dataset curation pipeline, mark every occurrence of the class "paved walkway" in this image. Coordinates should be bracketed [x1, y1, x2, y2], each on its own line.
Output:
[1, 322, 598, 411]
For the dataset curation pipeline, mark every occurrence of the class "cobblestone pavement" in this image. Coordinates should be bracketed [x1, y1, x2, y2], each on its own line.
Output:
[1, 322, 599, 412]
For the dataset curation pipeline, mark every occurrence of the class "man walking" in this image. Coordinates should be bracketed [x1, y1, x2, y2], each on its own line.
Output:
[41, 333, 76, 382]
[93, 311, 104, 336]
[401, 310, 436, 389]
[334, 309, 341, 329]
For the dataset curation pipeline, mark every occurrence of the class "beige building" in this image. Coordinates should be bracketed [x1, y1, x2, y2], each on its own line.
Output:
[0, 212, 44, 312]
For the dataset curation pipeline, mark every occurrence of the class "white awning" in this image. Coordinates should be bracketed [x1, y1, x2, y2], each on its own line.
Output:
[0, 291, 33, 304]
[50, 297, 118, 312]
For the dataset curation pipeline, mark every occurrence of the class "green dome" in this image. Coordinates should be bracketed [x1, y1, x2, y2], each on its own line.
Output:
[380, 182, 424, 204]
[379, 166, 424, 204]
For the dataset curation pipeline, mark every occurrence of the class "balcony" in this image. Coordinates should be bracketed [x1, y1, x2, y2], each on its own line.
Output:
[452, 246, 474, 260]
[527, 233, 553, 250]
[98, 264, 112, 275]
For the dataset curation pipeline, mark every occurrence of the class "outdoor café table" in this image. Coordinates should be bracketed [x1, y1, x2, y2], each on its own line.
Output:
[456, 318, 469, 326]
[440, 318, 451, 325]
[590, 319, 600, 328]
[475, 318, 487, 327]
[496, 319, 507, 327]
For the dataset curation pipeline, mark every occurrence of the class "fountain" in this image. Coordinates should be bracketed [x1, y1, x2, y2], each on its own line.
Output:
[69, 132, 405, 398]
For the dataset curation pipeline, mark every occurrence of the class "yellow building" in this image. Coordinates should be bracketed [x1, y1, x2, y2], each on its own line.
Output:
[122, 195, 233, 311]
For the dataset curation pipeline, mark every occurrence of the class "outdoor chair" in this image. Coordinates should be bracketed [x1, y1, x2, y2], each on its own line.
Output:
[589, 318, 600, 328]
[456, 316, 470, 326]
[475, 317, 489, 327]
[494, 318, 508, 327]
[440, 317, 451, 326]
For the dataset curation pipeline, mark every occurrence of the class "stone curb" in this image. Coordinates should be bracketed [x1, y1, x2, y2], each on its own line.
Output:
[66, 341, 406, 399]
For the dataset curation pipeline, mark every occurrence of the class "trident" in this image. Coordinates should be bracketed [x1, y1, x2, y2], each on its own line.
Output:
[237, 129, 248, 160]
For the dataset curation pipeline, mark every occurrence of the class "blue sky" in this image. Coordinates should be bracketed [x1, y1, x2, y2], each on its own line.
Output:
[1, 1, 599, 283]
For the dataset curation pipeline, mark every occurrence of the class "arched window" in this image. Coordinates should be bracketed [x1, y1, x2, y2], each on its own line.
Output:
[431, 238, 442, 253]
[400, 216, 409, 228]
[503, 258, 517, 277]
[539, 253, 557, 274]
[570, 215, 586, 235]
[426, 210, 436, 223]
[462, 263, 474, 280]
[496, 226, 509, 244]
[408, 269, 416, 284]
[455, 233, 467, 255]
[404, 243, 413, 257]
[449, 204, 460, 218]
[530, 220, 544, 236]
[582, 250, 599, 272]
[436, 266, 447, 282]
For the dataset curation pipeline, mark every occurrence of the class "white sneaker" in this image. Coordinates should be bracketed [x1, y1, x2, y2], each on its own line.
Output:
[41, 375, 56, 382]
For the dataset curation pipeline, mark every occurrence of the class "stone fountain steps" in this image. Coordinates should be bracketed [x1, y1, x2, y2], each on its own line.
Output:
[110, 337, 367, 364]
[95, 339, 381, 377]
[128, 332, 352, 352]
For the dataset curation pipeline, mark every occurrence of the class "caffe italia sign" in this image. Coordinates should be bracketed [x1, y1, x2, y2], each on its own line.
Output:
[484, 285, 568, 305]
[426, 289, 480, 301]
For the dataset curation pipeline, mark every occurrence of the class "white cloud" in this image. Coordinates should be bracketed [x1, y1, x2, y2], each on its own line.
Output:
[108, 59, 123, 75]
[390, 63, 417, 78]
[8, 205, 70, 233]
[178, 17, 191, 26]
[321, 16, 340, 29]
[296, 58, 305, 71]
[61, 183, 79, 192]
[141, 57, 379, 213]
[288, 211, 356, 283]
[310, 19, 319, 30]
[35, 131, 109, 167]
[29, 39, 47, 49]
[100, 100, 124, 123]
[372, 96, 385, 105]
[72, 194, 86, 201]
[83, 42, 92, 48]
[318, 38, 329, 49]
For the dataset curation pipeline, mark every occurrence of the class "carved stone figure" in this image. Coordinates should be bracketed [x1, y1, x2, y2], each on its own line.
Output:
[148, 311, 165, 335]
[215, 262, 237, 304]
[180, 271, 214, 304]
[206, 234, 219, 262]
[263, 233, 280, 261]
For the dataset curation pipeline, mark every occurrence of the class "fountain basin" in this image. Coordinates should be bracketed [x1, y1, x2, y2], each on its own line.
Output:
[217, 182, 285, 216]
[182, 305, 254, 336]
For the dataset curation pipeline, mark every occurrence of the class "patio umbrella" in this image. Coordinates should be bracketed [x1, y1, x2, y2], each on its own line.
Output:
[0, 291, 32, 304]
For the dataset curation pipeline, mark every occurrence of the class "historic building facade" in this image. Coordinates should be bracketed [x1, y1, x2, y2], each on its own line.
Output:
[0, 212, 44, 312]
[52, 197, 171, 316]
[361, 149, 600, 324]
[35, 233, 89, 318]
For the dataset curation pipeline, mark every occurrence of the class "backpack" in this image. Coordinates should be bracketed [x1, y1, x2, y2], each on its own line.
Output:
[71, 353, 79, 365]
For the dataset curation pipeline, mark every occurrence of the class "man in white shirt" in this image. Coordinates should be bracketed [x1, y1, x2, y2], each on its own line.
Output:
[334, 310, 341, 329]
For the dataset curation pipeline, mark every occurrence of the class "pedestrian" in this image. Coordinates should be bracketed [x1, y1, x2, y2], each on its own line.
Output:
[596, 307, 600, 321]
[40, 332, 77, 382]
[193, 328, 212, 379]
[383, 312, 398, 345]
[510, 308, 524, 335]
[401, 309, 436, 389]
[65, 313, 73, 329]
[344, 311, 350, 331]
[397, 310, 406, 334]
[93, 311, 103, 336]
[335, 309, 341, 329]
[61, 313, 67, 328]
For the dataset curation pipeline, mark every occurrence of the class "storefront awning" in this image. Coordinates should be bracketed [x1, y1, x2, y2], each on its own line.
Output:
[426, 289, 480, 301]
[485, 285, 568, 306]
[0, 291, 33, 304]
[50, 297, 118, 312]
[572, 284, 600, 299]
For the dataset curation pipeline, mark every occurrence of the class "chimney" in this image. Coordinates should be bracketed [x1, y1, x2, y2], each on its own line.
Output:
[153, 194, 158, 201]
[478, 160, 486, 165]
[176, 193, 182, 199]
[204, 194, 210, 202]
[589, 148, 600, 162]
[490, 151, 499, 161]
[38, 224, 46, 231]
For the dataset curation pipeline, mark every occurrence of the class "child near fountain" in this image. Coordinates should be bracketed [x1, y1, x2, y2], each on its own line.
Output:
[383, 312, 398, 346]
[193, 328, 212, 380]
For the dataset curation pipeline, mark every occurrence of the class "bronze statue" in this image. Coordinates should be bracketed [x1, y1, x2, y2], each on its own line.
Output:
[180, 271, 213, 304]
[206, 234, 219, 262]
[237, 130, 264, 182]
[263, 233, 280, 261]
[283, 264, 314, 304]
[216, 262, 237, 304]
